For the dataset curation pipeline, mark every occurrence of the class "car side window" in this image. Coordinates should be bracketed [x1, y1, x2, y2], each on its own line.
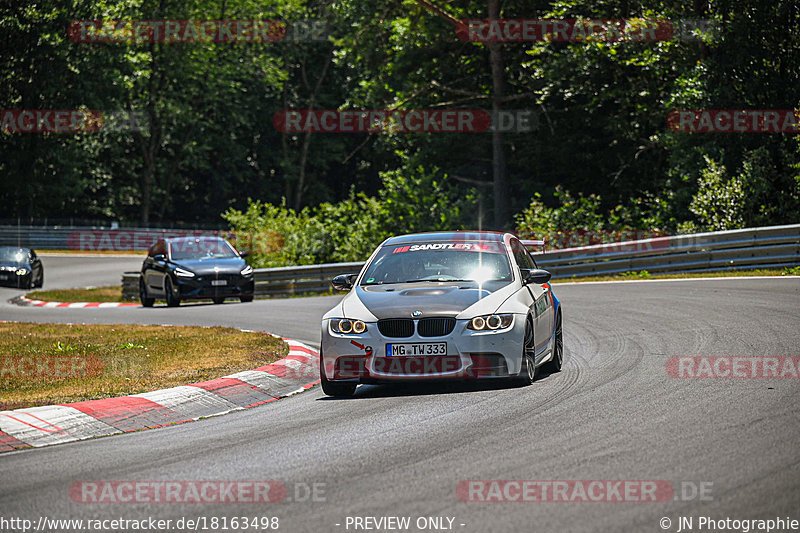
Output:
[510, 239, 533, 270]
[526, 249, 538, 268]
[149, 240, 165, 257]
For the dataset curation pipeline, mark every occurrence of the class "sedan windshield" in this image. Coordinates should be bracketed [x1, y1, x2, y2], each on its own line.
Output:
[0, 248, 27, 264]
[361, 242, 512, 285]
[169, 239, 237, 260]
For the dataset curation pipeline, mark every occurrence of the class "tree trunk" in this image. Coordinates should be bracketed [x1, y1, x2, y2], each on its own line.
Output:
[488, 0, 509, 229]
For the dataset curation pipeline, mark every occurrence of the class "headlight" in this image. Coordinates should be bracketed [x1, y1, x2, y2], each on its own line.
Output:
[15, 269, 28, 276]
[331, 318, 368, 334]
[240, 265, 253, 276]
[174, 267, 195, 278]
[467, 314, 513, 331]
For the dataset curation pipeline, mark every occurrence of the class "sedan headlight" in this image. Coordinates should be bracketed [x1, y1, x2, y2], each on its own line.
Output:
[174, 267, 195, 278]
[240, 265, 253, 276]
[330, 318, 368, 334]
[15, 268, 28, 276]
[467, 314, 513, 331]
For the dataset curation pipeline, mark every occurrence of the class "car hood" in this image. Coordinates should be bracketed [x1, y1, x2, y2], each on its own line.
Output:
[171, 257, 245, 275]
[352, 282, 506, 319]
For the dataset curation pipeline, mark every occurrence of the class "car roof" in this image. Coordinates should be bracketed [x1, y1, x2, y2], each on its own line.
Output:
[382, 231, 509, 246]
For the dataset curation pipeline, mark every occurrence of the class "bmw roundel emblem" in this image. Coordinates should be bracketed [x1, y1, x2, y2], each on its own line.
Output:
[412, 310, 422, 317]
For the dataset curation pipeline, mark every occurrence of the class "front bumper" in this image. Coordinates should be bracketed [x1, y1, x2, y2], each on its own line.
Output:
[174, 273, 254, 299]
[320, 316, 526, 382]
[0, 270, 30, 288]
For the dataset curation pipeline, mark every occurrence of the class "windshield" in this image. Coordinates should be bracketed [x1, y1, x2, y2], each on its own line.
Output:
[169, 239, 237, 261]
[0, 248, 27, 264]
[361, 242, 512, 285]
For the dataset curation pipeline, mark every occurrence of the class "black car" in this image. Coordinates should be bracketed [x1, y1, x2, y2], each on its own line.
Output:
[0, 247, 44, 289]
[139, 236, 254, 307]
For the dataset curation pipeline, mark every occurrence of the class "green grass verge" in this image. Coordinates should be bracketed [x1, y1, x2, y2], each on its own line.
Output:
[27, 286, 126, 303]
[551, 267, 799, 284]
[0, 322, 287, 410]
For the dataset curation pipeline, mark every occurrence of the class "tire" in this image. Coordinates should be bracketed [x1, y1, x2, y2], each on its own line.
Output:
[320, 352, 356, 397]
[213, 297, 225, 304]
[35, 272, 44, 288]
[139, 278, 155, 307]
[164, 277, 181, 307]
[543, 310, 563, 373]
[239, 294, 254, 303]
[514, 316, 537, 386]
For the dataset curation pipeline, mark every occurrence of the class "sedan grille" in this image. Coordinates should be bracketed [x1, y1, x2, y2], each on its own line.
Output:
[378, 319, 415, 338]
[417, 317, 456, 337]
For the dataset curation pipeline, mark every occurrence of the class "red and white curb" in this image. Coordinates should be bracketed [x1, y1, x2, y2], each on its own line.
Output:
[0, 337, 320, 452]
[13, 296, 139, 308]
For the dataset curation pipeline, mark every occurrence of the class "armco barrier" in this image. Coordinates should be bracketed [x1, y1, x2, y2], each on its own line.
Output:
[120, 225, 800, 301]
[0, 225, 224, 251]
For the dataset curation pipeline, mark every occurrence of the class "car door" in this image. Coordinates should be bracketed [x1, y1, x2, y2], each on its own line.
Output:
[528, 249, 554, 354]
[144, 240, 167, 295]
[28, 249, 41, 281]
[510, 238, 549, 359]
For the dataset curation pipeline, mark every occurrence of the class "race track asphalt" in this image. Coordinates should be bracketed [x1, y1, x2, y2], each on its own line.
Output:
[1, 255, 798, 533]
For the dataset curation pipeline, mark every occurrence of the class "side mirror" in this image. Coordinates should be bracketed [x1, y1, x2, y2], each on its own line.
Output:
[331, 273, 359, 291]
[154, 254, 166, 262]
[238, 250, 249, 258]
[520, 268, 551, 285]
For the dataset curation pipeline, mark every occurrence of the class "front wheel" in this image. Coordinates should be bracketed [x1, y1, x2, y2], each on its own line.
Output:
[140, 278, 154, 307]
[212, 297, 225, 304]
[165, 277, 181, 307]
[513, 317, 537, 386]
[239, 294, 254, 303]
[320, 353, 356, 397]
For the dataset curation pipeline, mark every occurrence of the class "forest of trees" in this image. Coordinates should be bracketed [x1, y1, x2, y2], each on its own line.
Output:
[2, 0, 799, 263]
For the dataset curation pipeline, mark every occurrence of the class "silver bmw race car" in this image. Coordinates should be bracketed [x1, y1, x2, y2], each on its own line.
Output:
[319, 231, 563, 397]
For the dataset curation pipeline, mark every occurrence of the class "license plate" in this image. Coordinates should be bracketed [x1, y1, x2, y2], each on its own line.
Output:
[0, 274, 7, 280]
[211, 279, 227, 286]
[386, 342, 447, 357]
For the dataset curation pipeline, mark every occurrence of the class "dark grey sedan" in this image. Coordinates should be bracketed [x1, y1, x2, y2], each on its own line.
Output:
[139, 236, 254, 307]
[0, 247, 43, 289]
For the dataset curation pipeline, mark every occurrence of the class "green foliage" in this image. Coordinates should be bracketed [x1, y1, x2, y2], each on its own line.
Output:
[620, 270, 651, 279]
[782, 266, 800, 276]
[1, 0, 798, 238]
[689, 156, 745, 231]
[223, 163, 477, 266]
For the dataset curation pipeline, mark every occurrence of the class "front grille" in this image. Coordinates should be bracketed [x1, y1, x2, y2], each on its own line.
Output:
[378, 319, 414, 338]
[417, 317, 456, 337]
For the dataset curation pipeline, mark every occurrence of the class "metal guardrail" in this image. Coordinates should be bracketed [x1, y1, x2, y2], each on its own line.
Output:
[0, 225, 223, 251]
[120, 224, 800, 301]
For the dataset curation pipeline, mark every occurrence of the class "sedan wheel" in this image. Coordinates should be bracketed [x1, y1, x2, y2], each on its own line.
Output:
[320, 352, 357, 397]
[165, 278, 181, 307]
[139, 278, 154, 307]
[514, 317, 537, 386]
[543, 311, 563, 373]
